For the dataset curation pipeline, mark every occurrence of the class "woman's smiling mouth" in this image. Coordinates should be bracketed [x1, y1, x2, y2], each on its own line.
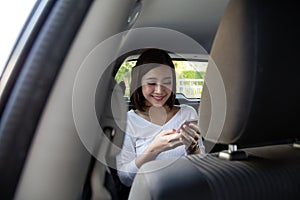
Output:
[152, 95, 165, 101]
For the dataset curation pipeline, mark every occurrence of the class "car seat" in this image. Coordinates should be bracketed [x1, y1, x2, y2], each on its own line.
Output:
[128, 0, 300, 199]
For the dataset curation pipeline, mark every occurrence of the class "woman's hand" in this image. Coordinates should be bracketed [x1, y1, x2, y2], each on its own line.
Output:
[146, 129, 182, 154]
[135, 129, 182, 168]
[179, 123, 201, 154]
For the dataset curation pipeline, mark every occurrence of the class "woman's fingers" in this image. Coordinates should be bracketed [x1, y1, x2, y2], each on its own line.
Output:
[156, 127, 200, 151]
[164, 133, 182, 149]
[179, 124, 201, 148]
[160, 129, 182, 147]
[168, 131, 181, 141]
[182, 124, 200, 140]
[180, 132, 196, 148]
[186, 123, 201, 138]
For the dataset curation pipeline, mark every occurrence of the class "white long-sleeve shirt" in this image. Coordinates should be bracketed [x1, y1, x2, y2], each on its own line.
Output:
[116, 104, 205, 186]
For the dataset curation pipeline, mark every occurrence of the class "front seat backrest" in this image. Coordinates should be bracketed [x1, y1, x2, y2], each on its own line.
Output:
[200, 0, 300, 147]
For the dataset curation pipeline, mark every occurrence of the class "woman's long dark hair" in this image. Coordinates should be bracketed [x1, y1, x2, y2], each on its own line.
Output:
[130, 48, 176, 111]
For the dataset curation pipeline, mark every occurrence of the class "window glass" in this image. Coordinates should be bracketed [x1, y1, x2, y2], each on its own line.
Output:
[115, 59, 207, 98]
[0, 1, 37, 76]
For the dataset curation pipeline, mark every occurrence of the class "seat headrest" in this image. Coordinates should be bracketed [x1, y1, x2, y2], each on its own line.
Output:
[200, 0, 300, 147]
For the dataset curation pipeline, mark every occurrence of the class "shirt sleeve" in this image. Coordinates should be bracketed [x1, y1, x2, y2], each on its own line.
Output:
[116, 130, 139, 187]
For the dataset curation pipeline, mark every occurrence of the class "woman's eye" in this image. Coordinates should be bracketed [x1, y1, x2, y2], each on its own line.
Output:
[163, 82, 171, 85]
[147, 83, 156, 86]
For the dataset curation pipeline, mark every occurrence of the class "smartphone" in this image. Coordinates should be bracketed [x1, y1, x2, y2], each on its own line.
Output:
[177, 119, 198, 132]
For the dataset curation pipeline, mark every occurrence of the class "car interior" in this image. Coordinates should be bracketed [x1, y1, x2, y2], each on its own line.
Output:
[0, 0, 299, 200]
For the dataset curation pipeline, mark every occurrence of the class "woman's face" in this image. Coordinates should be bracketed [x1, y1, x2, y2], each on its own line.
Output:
[141, 65, 173, 107]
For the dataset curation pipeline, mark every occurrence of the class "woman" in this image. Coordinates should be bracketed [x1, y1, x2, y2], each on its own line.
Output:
[116, 48, 205, 187]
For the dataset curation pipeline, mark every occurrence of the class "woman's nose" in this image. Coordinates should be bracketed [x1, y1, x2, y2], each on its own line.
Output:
[154, 84, 162, 93]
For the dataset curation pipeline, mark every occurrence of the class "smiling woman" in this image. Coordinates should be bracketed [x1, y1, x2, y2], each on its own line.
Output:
[0, 0, 36, 75]
[116, 49, 205, 189]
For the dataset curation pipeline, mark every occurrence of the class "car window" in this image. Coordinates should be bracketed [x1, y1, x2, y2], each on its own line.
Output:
[0, 1, 37, 77]
[115, 59, 207, 99]
[174, 60, 207, 98]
